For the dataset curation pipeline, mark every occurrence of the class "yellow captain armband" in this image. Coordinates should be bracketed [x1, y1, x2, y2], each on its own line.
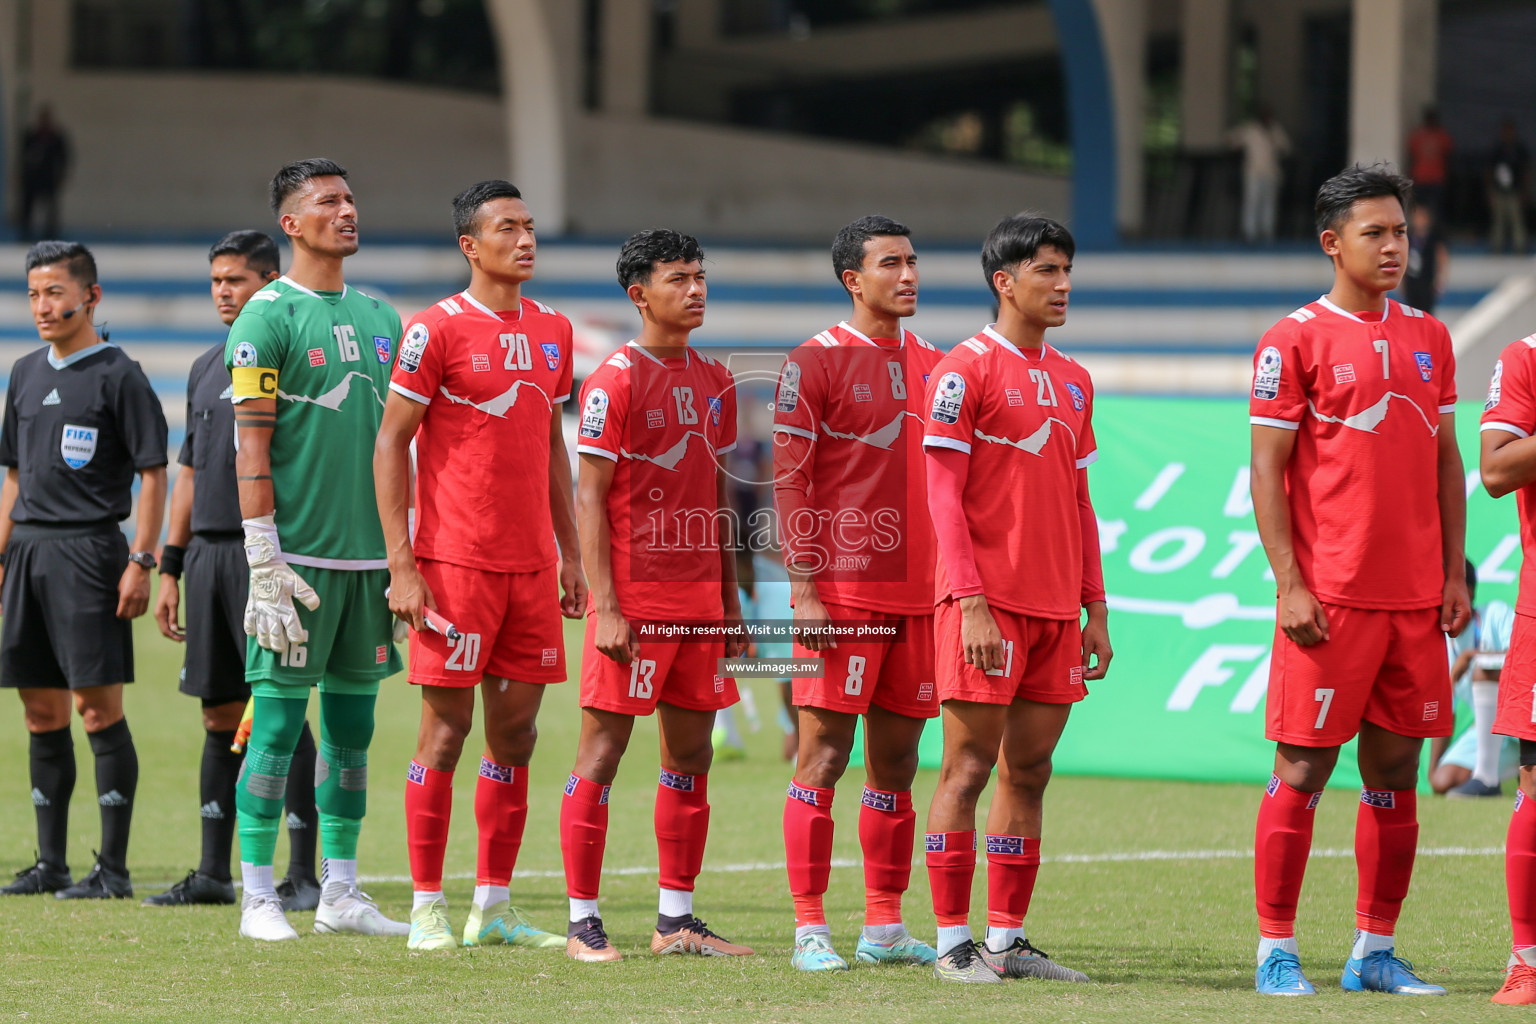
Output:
[231, 366, 279, 401]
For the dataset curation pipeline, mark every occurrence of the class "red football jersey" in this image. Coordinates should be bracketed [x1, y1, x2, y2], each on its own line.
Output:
[1248, 297, 1456, 610]
[390, 292, 573, 573]
[922, 327, 1097, 619]
[772, 322, 945, 615]
[576, 342, 738, 621]
[1481, 335, 1536, 617]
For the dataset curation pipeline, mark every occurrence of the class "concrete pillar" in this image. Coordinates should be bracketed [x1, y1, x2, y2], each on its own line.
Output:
[1094, 0, 1147, 235]
[601, 0, 651, 116]
[485, 0, 574, 232]
[1180, 0, 1230, 150]
[1252, 1, 1304, 139]
[1349, 0, 1438, 166]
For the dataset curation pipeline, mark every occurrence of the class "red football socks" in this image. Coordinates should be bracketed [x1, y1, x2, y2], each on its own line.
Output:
[860, 787, 914, 926]
[1509, 791, 1536, 949]
[926, 830, 977, 927]
[1355, 788, 1417, 934]
[985, 834, 1040, 929]
[405, 761, 453, 892]
[560, 773, 610, 900]
[1254, 775, 1320, 937]
[656, 769, 709, 892]
[474, 757, 527, 887]
[784, 780, 835, 927]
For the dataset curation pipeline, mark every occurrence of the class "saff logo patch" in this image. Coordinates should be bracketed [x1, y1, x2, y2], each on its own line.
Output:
[1414, 351, 1433, 382]
[931, 372, 965, 424]
[541, 342, 561, 371]
[1253, 346, 1281, 400]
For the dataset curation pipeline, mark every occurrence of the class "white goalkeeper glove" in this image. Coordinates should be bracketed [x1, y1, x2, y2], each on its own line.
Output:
[242, 515, 320, 654]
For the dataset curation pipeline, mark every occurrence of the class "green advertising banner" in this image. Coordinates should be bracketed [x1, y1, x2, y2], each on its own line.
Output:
[886, 397, 1521, 789]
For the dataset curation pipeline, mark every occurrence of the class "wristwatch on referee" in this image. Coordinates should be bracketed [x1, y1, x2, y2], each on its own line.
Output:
[128, 551, 157, 571]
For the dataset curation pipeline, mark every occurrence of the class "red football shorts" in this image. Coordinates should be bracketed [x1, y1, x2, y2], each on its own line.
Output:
[1265, 603, 1450, 746]
[935, 598, 1086, 706]
[1495, 612, 1536, 742]
[792, 603, 939, 719]
[578, 615, 739, 716]
[408, 559, 566, 688]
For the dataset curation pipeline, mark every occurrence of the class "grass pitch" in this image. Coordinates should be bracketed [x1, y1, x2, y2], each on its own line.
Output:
[0, 610, 1520, 1023]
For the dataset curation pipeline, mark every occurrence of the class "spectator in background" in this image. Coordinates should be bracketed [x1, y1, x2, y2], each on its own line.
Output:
[1488, 116, 1530, 254]
[1403, 203, 1449, 315]
[1228, 107, 1290, 243]
[19, 107, 70, 241]
[1407, 107, 1454, 217]
[1430, 562, 1517, 797]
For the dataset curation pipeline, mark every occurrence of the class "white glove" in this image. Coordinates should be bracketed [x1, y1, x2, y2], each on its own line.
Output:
[243, 515, 320, 654]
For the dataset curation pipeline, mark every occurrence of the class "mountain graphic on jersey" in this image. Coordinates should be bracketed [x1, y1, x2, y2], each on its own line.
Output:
[438, 379, 551, 418]
[974, 416, 1080, 456]
[620, 429, 713, 471]
[818, 410, 923, 450]
[278, 370, 388, 413]
[1306, 392, 1439, 435]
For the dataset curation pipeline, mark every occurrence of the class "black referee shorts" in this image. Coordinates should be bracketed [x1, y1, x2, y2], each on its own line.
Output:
[178, 534, 249, 705]
[0, 522, 132, 690]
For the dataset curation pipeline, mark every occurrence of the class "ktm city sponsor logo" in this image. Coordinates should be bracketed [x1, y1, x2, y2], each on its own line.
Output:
[407, 761, 427, 785]
[659, 769, 696, 792]
[861, 788, 896, 812]
[985, 835, 1025, 855]
[1360, 788, 1396, 809]
[787, 783, 820, 807]
[479, 758, 514, 783]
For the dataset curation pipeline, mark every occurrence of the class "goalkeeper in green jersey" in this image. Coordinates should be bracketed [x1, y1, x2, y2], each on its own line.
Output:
[225, 158, 406, 941]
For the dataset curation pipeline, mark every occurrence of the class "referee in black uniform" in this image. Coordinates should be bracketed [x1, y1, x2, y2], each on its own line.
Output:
[146, 231, 321, 909]
[0, 241, 167, 898]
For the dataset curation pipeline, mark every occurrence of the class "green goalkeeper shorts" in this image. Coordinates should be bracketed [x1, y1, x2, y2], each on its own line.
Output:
[245, 566, 404, 697]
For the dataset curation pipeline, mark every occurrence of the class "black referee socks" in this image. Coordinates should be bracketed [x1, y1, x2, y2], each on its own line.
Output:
[286, 720, 319, 880]
[28, 726, 76, 871]
[87, 719, 138, 874]
[198, 730, 240, 881]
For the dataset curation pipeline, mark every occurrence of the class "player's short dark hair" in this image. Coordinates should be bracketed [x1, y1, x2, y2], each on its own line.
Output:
[269, 158, 348, 216]
[981, 214, 1075, 299]
[616, 229, 705, 290]
[1466, 556, 1478, 603]
[208, 230, 280, 277]
[1314, 163, 1413, 235]
[831, 215, 911, 291]
[25, 240, 97, 289]
[452, 180, 524, 239]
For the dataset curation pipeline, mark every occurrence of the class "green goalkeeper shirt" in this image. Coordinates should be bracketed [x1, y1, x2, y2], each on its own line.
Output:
[224, 275, 400, 567]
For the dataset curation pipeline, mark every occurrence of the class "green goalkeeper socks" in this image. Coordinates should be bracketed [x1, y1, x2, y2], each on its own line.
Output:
[234, 694, 309, 867]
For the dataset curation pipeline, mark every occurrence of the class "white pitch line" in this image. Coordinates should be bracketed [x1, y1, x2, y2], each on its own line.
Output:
[143, 846, 1504, 891]
[149, 846, 1507, 891]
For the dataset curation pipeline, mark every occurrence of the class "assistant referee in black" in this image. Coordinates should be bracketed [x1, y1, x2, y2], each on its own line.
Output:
[0, 241, 167, 899]
[146, 230, 321, 910]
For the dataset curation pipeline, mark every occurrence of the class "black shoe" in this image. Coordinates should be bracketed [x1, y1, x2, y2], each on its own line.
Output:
[1448, 777, 1503, 799]
[1, 860, 71, 895]
[276, 873, 321, 912]
[141, 869, 236, 907]
[55, 857, 132, 900]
